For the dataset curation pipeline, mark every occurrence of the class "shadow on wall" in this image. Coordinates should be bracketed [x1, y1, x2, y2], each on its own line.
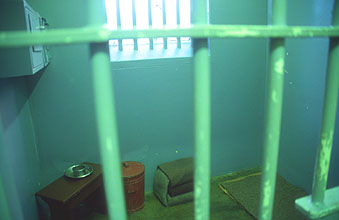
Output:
[0, 77, 41, 220]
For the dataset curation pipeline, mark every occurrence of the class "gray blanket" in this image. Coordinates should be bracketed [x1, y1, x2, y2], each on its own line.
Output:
[158, 157, 193, 188]
[154, 157, 194, 207]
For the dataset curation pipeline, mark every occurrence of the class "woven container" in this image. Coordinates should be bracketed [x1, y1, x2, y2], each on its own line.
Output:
[121, 161, 145, 212]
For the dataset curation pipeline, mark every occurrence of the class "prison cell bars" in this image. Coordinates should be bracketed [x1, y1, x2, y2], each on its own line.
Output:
[192, 0, 211, 219]
[258, 0, 286, 219]
[0, 0, 339, 219]
[312, 0, 339, 204]
[89, 0, 127, 220]
[2, 26, 339, 47]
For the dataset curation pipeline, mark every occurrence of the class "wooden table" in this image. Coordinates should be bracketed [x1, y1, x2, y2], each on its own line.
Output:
[36, 162, 105, 220]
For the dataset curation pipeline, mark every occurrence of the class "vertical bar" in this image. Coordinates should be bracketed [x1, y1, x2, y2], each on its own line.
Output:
[0, 117, 12, 220]
[0, 175, 11, 220]
[312, 0, 339, 204]
[148, 0, 154, 49]
[162, 0, 167, 49]
[116, 0, 123, 51]
[132, 0, 138, 50]
[89, 0, 127, 220]
[192, 0, 211, 219]
[258, 0, 286, 220]
[176, 0, 181, 48]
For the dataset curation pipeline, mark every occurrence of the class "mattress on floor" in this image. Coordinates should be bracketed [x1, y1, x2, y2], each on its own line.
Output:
[219, 171, 308, 220]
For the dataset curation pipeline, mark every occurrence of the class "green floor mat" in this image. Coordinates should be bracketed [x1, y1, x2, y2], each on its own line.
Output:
[219, 171, 308, 220]
[89, 174, 255, 220]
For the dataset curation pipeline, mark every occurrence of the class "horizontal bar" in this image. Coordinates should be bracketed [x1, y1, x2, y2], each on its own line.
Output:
[296, 186, 339, 219]
[1, 25, 339, 48]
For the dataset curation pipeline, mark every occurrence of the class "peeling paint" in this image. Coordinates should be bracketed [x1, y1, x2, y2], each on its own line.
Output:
[99, 29, 110, 39]
[263, 180, 272, 207]
[274, 59, 284, 75]
[106, 137, 113, 152]
[65, 36, 72, 43]
[224, 29, 259, 37]
[272, 90, 278, 103]
[318, 131, 333, 181]
[292, 28, 302, 36]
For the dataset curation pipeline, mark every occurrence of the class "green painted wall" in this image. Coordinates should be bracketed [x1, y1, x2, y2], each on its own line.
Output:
[27, 0, 268, 194]
[0, 78, 41, 220]
[209, 0, 267, 179]
[278, 0, 339, 192]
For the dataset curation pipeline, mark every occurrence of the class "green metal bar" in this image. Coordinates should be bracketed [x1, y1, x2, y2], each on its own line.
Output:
[192, 0, 211, 220]
[132, 0, 138, 50]
[116, 0, 123, 51]
[312, 0, 339, 204]
[1, 25, 339, 48]
[0, 175, 11, 220]
[162, 0, 167, 49]
[89, 0, 127, 220]
[148, 0, 153, 49]
[0, 117, 12, 220]
[176, 0, 181, 48]
[259, 0, 286, 220]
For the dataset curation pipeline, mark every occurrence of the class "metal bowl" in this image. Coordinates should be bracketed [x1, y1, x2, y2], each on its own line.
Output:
[64, 164, 93, 179]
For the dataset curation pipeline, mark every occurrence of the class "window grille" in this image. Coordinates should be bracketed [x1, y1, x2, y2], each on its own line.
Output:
[105, 0, 191, 53]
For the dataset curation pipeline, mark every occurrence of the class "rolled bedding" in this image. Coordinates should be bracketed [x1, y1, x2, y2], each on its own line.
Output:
[153, 157, 194, 207]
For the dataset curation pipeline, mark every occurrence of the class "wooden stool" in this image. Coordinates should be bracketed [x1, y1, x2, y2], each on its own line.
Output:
[35, 162, 105, 220]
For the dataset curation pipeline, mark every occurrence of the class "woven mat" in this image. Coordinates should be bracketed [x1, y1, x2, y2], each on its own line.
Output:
[219, 172, 307, 220]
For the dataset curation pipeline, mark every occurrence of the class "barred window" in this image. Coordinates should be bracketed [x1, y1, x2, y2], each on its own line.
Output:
[105, 0, 192, 61]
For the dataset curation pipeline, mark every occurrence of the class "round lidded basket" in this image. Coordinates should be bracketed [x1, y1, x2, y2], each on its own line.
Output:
[121, 161, 145, 212]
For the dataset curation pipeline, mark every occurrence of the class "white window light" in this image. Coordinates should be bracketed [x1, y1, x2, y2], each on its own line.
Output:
[105, 0, 192, 61]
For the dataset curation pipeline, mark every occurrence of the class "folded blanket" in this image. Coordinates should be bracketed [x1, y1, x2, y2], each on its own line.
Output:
[168, 181, 193, 197]
[154, 157, 194, 207]
[158, 157, 193, 188]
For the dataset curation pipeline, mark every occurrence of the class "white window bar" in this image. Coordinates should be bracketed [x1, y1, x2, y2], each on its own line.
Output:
[176, 0, 181, 48]
[148, 0, 154, 49]
[162, 0, 168, 49]
[116, 0, 123, 51]
[132, 0, 138, 50]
